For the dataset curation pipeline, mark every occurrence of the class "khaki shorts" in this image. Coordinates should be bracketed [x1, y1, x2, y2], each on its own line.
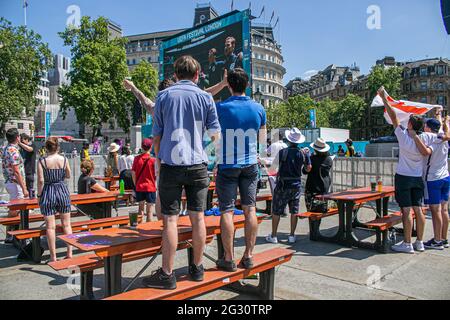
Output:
[5, 182, 24, 201]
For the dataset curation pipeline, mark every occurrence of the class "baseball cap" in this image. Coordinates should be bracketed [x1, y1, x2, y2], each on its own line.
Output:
[142, 138, 153, 151]
[425, 118, 441, 133]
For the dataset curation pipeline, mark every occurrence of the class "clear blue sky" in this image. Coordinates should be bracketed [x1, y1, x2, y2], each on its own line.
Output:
[1, 0, 448, 83]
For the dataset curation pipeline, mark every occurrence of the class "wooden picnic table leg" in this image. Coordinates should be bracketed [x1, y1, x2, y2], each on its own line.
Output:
[19, 209, 29, 230]
[104, 254, 123, 297]
[344, 201, 359, 247]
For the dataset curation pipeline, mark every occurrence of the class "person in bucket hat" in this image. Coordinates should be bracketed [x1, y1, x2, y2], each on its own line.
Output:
[264, 128, 311, 245]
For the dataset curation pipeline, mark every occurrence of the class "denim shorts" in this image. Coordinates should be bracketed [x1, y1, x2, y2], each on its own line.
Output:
[216, 164, 259, 213]
[272, 187, 301, 215]
[135, 192, 156, 204]
[159, 164, 210, 216]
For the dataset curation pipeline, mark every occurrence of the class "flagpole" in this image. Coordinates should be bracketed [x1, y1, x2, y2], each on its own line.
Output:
[23, 0, 27, 26]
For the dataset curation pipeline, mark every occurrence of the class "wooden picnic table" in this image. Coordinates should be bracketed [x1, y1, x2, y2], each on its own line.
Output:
[59, 214, 266, 297]
[93, 176, 120, 190]
[315, 186, 395, 250]
[4, 191, 131, 230]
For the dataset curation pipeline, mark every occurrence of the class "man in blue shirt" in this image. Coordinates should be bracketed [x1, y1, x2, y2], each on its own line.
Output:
[215, 68, 267, 272]
[145, 56, 221, 289]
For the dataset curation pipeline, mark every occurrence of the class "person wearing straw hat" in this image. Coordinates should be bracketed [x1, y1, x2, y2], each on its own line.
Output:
[107, 143, 120, 176]
[304, 138, 334, 214]
[265, 128, 312, 244]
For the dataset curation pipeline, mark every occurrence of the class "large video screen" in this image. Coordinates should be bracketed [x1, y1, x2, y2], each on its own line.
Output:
[160, 10, 252, 101]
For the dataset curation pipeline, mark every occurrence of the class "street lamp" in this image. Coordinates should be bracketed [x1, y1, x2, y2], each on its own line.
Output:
[253, 89, 263, 104]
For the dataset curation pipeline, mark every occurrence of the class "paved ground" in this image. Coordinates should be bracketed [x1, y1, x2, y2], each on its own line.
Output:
[1, 199, 450, 300]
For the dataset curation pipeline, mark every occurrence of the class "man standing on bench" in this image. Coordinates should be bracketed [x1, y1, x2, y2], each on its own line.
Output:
[215, 68, 267, 272]
[378, 86, 437, 254]
[144, 56, 221, 289]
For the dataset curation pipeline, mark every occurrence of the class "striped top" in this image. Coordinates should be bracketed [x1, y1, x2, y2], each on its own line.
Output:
[39, 157, 71, 216]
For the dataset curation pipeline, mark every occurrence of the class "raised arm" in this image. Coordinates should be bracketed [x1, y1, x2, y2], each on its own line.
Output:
[410, 130, 432, 156]
[204, 69, 228, 97]
[378, 86, 400, 128]
[124, 79, 155, 115]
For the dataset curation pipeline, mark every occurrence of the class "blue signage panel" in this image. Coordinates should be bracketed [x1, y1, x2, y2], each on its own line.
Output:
[309, 109, 316, 128]
[45, 112, 51, 139]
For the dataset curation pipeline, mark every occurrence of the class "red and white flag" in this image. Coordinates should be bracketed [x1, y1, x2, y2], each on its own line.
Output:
[371, 93, 443, 126]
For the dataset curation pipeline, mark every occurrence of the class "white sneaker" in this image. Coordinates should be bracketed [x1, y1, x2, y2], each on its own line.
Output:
[266, 234, 278, 244]
[413, 240, 425, 252]
[288, 235, 297, 244]
[391, 241, 415, 254]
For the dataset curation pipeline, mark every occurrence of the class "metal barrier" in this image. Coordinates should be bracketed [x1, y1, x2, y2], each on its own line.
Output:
[2, 156, 449, 202]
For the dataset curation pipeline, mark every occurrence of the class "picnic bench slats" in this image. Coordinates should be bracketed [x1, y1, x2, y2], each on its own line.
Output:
[49, 236, 215, 273]
[104, 248, 294, 301]
[296, 208, 339, 220]
[8, 216, 141, 240]
[0, 211, 85, 226]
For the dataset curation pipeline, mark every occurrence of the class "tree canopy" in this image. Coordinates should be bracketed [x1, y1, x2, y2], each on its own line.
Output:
[58, 16, 131, 134]
[129, 60, 158, 124]
[0, 18, 51, 135]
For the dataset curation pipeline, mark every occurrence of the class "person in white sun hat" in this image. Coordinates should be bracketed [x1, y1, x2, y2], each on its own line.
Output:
[107, 143, 120, 176]
[264, 128, 312, 245]
[304, 138, 334, 215]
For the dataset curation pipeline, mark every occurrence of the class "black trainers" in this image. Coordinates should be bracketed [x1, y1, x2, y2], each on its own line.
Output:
[189, 264, 204, 282]
[424, 239, 444, 250]
[239, 257, 254, 270]
[442, 239, 449, 249]
[216, 258, 237, 272]
[142, 268, 177, 290]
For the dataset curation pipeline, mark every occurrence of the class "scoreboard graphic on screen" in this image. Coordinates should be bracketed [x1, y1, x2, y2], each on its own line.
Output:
[160, 10, 252, 101]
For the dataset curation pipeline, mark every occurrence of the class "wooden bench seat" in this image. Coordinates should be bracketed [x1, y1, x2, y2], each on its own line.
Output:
[296, 208, 339, 221]
[104, 248, 294, 301]
[8, 216, 140, 240]
[49, 236, 215, 300]
[8, 216, 143, 264]
[361, 211, 417, 253]
[211, 195, 273, 215]
[0, 211, 85, 227]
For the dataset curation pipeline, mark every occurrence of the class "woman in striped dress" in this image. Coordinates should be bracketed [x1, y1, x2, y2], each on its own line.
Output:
[37, 138, 72, 262]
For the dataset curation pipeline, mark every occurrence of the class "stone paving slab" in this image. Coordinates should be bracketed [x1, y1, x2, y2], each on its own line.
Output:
[1, 203, 449, 300]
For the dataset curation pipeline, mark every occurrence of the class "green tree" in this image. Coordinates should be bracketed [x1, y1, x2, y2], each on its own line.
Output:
[129, 60, 158, 124]
[329, 94, 366, 130]
[58, 16, 130, 135]
[0, 18, 51, 136]
[367, 64, 403, 100]
[266, 95, 330, 130]
[366, 65, 403, 137]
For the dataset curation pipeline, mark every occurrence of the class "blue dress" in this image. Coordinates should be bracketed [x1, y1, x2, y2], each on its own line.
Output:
[39, 157, 71, 216]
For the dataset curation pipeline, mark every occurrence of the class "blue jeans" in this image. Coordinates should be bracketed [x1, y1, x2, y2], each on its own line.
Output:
[216, 164, 259, 213]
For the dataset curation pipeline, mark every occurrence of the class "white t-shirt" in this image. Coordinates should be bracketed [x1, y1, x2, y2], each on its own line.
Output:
[267, 141, 288, 158]
[395, 126, 437, 177]
[422, 132, 449, 182]
[118, 155, 135, 173]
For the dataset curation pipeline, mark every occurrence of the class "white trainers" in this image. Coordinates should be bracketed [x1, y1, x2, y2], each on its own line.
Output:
[288, 235, 297, 244]
[391, 241, 415, 254]
[266, 234, 278, 244]
[413, 240, 425, 252]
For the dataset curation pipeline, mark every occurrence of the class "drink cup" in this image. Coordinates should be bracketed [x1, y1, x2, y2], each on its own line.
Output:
[129, 211, 139, 228]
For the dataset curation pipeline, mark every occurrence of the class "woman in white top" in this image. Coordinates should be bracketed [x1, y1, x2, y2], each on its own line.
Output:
[118, 145, 134, 173]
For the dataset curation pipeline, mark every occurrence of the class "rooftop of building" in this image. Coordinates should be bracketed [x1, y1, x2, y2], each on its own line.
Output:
[403, 57, 450, 68]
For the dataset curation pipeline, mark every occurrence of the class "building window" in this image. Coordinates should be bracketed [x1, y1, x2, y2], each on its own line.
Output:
[437, 96, 446, 106]
[437, 65, 445, 76]
[420, 67, 428, 77]
[420, 81, 428, 90]
[437, 82, 444, 90]
[420, 97, 427, 103]
[18, 123, 24, 129]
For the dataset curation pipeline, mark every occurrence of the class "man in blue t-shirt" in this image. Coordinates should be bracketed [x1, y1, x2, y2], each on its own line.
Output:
[215, 68, 267, 272]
